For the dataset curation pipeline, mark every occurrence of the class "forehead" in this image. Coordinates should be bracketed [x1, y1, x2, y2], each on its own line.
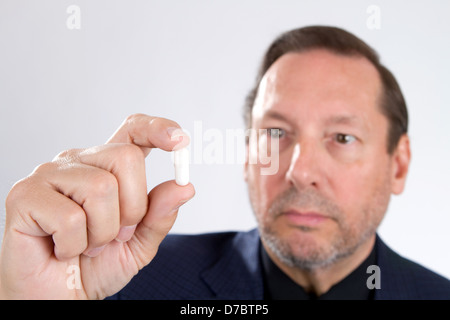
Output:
[252, 49, 383, 125]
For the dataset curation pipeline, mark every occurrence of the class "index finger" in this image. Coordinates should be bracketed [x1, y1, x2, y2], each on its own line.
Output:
[107, 114, 190, 156]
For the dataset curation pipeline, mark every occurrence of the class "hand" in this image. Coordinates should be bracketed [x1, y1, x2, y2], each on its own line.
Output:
[0, 114, 195, 299]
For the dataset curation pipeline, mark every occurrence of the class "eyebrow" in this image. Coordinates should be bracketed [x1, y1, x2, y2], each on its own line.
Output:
[326, 115, 361, 126]
[264, 111, 292, 123]
[264, 111, 366, 129]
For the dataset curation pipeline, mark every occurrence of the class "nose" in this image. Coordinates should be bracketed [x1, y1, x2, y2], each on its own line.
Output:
[286, 141, 323, 189]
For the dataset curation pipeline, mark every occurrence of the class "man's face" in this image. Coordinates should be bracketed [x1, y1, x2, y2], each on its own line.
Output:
[246, 49, 402, 270]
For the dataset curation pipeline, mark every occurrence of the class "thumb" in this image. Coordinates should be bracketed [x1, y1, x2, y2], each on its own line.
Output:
[126, 180, 195, 269]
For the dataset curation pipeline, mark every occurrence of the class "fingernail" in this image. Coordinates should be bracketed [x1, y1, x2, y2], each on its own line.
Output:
[115, 225, 137, 243]
[85, 245, 106, 258]
[171, 198, 191, 213]
[167, 127, 184, 142]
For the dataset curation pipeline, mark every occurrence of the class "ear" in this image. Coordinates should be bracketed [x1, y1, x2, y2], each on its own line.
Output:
[390, 134, 411, 195]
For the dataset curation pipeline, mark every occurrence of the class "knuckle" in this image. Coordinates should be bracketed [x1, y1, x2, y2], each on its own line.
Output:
[54, 206, 88, 259]
[64, 205, 86, 229]
[52, 148, 81, 163]
[88, 172, 118, 199]
[125, 113, 147, 125]
[32, 162, 56, 175]
[5, 178, 30, 211]
[118, 143, 145, 165]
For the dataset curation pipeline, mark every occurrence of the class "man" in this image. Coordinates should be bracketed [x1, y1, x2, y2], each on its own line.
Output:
[0, 26, 449, 300]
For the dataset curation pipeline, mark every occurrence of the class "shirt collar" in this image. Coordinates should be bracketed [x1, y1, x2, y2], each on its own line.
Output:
[260, 241, 377, 300]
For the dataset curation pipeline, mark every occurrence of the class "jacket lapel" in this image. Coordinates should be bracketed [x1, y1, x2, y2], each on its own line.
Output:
[374, 234, 412, 300]
[200, 229, 264, 299]
[200, 231, 416, 299]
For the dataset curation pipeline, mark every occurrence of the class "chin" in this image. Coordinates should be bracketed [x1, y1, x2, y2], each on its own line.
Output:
[261, 223, 356, 270]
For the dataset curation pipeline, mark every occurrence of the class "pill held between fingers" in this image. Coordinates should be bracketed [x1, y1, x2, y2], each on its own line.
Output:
[174, 147, 190, 186]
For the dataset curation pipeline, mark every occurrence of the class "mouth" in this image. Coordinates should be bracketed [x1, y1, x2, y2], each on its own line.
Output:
[282, 209, 330, 227]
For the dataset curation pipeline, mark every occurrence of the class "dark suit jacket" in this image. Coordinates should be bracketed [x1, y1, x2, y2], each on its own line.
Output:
[109, 229, 450, 300]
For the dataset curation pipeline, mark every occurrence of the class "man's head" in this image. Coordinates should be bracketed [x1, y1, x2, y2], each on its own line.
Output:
[244, 26, 411, 271]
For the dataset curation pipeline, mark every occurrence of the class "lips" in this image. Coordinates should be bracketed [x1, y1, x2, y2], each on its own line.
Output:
[282, 209, 329, 227]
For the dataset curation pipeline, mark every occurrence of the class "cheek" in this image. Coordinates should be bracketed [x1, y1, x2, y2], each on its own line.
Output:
[333, 158, 391, 223]
[247, 166, 271, 213]
[247, 160, 287, 218]
[246, 135, 292, 213]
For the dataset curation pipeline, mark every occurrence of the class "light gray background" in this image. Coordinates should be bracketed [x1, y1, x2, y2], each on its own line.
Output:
[1, 0, 449, 280]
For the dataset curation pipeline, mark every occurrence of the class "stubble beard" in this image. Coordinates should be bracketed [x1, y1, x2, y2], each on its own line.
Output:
[251, 185, 389, 271]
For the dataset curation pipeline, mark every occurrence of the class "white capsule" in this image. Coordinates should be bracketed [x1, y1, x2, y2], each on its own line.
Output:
[174, 147, 190, 186]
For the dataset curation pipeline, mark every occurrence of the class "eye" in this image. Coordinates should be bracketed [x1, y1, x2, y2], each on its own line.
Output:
[335, 133, 356, 144]
[267, 128, 285, 139]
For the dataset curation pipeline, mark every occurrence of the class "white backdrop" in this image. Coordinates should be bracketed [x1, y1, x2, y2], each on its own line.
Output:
[1, 0, 449, 280]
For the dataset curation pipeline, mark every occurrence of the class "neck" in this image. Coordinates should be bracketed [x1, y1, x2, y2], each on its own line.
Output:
[263, 234, 376, 296]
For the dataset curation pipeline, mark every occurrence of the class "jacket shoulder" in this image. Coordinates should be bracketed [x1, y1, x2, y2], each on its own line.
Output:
[376, 236, 450, 300]
[109, 229, 260, 299]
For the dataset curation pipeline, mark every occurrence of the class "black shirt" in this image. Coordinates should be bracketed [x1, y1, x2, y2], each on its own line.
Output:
[260, 243, 377, 300]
